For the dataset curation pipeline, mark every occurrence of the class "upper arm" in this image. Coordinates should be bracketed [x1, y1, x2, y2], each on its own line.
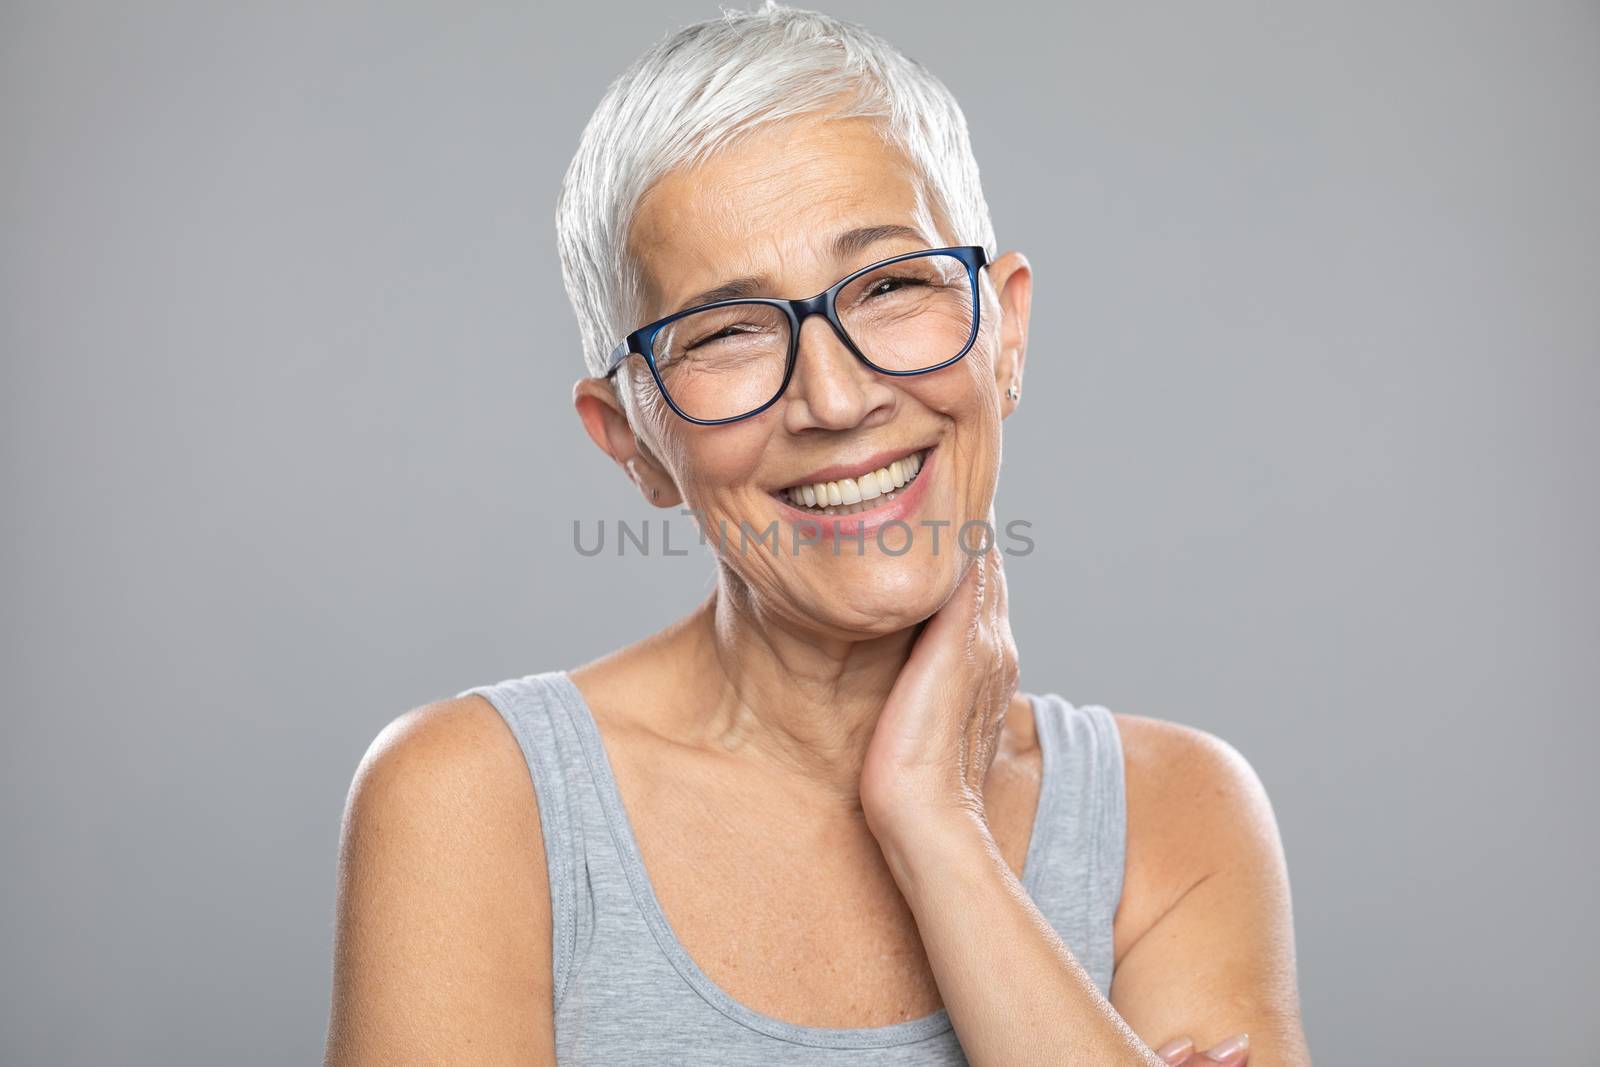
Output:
[324, 696, 556, 1066]
[1107, 714, 1312, 1066]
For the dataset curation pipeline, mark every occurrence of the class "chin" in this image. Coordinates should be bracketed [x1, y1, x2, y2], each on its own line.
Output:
[786, 555, 954, 635]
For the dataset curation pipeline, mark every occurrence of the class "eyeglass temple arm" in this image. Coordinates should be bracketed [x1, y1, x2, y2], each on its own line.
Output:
[605, 339, 631, 377]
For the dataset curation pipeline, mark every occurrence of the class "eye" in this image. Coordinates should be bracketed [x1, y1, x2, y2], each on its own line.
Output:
[685, 323, 761, 351]
[864, 274, 928, 298]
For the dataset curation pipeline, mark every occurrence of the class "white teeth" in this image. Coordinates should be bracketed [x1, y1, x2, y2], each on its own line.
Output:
[777, 449, 930, 513]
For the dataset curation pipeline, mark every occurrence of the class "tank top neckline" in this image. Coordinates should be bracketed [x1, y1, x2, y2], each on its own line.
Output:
[546, 669, 1062, 1049]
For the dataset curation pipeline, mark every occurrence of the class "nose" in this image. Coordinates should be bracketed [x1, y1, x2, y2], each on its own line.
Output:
[781, 313, 893, 432]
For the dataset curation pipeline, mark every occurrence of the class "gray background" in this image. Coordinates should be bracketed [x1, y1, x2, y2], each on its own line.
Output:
[3, 2, 1596, 1064]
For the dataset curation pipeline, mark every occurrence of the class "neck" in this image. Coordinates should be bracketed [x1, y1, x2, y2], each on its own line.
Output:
[669, 576, 922, 806]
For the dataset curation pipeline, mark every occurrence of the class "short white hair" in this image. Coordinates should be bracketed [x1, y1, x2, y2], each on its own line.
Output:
[556, 0, 999, 379]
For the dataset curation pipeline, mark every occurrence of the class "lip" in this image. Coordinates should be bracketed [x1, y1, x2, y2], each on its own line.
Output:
[771, 444, 938, 542]
[773, 443, 934, 493]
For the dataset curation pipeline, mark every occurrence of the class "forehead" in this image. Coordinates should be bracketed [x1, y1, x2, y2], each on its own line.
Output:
[626, 116, 944, 319]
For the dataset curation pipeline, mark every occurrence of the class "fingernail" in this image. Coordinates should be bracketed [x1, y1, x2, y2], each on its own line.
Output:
[1204, 1033, 1249, 1061]
[1154, 1036, 1193, 1061]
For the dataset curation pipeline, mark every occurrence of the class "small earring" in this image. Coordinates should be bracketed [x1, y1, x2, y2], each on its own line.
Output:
[1006, 383, 1021, 401]
[651, 486, 660, 502]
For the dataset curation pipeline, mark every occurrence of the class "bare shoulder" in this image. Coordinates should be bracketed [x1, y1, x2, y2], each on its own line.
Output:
[1109, 713, 1286, 968]
[346, 694, 540, 835]
[1100, 711, 1310, 1061]
[324, 695, 556, 1066]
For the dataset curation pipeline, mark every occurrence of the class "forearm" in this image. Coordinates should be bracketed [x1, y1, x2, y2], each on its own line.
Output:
[878, 809, 1166, 1067]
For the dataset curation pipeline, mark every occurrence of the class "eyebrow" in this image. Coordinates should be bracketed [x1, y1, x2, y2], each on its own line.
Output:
[666, 224, 932, 316]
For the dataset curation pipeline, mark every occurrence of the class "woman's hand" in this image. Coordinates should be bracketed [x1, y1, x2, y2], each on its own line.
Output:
[859, 512, 1019, 849]
[1154, 1033, 1250, 1066]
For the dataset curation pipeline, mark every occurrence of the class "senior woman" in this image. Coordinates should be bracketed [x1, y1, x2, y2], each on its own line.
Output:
[325, 5, 1311, 1066]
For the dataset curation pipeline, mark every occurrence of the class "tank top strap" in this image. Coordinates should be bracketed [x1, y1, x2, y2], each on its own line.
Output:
[454, 670, 597, 1012]
[1021, 691, 1128, 995]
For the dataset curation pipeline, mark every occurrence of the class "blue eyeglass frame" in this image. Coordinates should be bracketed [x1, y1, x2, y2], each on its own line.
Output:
[604, 244, 991, 426]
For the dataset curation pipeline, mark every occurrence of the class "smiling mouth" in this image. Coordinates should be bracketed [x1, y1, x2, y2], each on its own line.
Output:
[771, 447, 931, 517]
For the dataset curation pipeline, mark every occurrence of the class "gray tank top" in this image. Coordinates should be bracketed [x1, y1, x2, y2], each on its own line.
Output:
[455, 670, 1126, 1065]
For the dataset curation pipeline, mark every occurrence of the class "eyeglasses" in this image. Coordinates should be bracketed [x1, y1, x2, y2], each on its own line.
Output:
[605, 245, 991, 425]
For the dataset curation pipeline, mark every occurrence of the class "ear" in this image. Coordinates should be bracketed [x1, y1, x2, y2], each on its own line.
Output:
[573, 375, 683, 508]
[985, 251, 1032, 418]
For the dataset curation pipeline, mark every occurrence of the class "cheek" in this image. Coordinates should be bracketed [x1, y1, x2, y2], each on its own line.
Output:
[910, 352, 999, 419]
[671, 427, 773, 508]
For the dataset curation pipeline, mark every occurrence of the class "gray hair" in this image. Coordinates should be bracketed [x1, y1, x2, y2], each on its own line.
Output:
[556, 0, 999, 379]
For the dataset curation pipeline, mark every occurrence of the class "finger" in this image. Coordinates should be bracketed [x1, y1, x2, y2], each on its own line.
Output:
[976, 508, 1009, 630]
[985, 536, 1012, 650]
[875, 539, 992, 756]
[979, 523, 1016, 686]
[1197, 1033, 1249, 1065]
[961, 529, 1004, 642]
[1153, 1035, 1195, 1064]
[913, 537, 990, 670]
[900, 515, 1013, 702]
